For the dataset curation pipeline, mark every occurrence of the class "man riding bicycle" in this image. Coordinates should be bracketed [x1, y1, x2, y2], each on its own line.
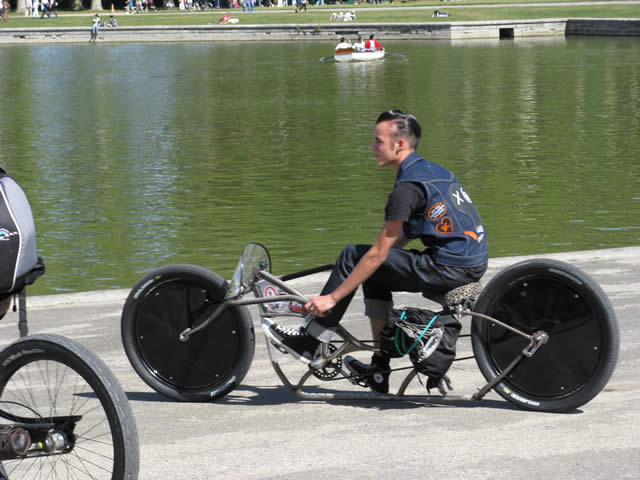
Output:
[266, 110, 488, 393]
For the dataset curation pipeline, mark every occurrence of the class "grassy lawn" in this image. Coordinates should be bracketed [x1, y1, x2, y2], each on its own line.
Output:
[1, 2, 639, 28]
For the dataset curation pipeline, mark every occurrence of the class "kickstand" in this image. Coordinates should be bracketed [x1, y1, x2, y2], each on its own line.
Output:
[18, 289, 28, 338]
[472, 353, 525, 401]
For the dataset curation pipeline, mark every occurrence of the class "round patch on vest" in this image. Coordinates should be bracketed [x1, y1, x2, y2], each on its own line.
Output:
[428, 202, 447, 220]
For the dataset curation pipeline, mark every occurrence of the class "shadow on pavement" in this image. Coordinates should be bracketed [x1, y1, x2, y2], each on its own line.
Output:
[124, 384, 524, 412]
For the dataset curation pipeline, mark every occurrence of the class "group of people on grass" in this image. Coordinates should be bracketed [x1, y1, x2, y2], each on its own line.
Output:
[90, 14, 118, 42]
[329, 10, 355, 21]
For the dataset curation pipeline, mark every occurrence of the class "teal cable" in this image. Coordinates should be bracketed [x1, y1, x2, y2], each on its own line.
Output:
[394, 313, 439, 356]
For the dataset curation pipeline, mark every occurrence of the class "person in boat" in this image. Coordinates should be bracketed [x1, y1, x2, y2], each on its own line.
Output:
[266, 110, 488, 394]
[353, 36, 366, 52]
[334, 37, 352, 52]
[364, 33, 385, 51]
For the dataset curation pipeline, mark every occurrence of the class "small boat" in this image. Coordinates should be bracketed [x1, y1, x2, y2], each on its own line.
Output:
[334, 48, 385, 63]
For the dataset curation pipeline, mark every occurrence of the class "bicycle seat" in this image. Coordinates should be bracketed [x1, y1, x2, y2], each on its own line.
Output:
[422, 282, 483, 309]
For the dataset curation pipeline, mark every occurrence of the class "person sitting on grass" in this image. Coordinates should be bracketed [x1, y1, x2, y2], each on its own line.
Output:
[105, 15, 118, 27]
[342, 10, 355, 21]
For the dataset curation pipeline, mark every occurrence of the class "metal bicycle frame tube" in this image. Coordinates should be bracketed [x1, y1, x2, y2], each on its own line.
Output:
[177, 263, 549, 403]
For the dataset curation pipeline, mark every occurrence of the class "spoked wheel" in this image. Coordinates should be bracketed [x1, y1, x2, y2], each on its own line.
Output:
[471, 259, 619, 413]
[121, 264, 255, 402]
[0, 334, 139, 479]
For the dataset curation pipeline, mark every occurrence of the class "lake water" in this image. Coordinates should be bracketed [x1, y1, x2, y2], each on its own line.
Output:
[1, 37, 639, 295]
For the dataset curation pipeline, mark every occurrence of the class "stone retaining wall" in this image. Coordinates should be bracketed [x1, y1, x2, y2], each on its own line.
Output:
[566, 18, 640, 36]
[0, 18, 638, 44]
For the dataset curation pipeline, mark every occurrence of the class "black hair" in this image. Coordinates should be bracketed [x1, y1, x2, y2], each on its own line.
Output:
[376, 110, 422, 149]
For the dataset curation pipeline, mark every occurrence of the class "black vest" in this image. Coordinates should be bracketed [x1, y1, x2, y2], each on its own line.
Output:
[396, 153, 488, 267]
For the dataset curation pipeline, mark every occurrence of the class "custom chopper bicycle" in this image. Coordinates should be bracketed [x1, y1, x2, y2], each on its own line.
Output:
[121, 242, 619, 413]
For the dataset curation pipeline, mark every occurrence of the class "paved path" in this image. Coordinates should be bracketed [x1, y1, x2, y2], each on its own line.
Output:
[1, 247, 638, 479]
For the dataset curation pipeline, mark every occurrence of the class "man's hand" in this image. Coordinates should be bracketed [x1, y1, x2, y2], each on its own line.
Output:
[305, 295, 336, 317]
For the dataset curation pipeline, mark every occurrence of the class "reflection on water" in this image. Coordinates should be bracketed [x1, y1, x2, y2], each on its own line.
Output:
[0, 38, 639, 295]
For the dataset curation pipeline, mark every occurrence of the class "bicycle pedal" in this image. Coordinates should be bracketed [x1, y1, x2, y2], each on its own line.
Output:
[345, 373, 369, 389]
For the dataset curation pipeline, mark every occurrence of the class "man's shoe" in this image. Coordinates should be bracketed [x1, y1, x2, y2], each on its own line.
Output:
[262, 319, 320, 364]
[344, 356, 390, 394]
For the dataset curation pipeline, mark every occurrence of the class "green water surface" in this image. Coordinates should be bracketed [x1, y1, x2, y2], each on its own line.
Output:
[1, 37, 639, 294]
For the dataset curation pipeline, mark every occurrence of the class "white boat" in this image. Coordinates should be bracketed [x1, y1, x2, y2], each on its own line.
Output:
[334, 48, 385, 62]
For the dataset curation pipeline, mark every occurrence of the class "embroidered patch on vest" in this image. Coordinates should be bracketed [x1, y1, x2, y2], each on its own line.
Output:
[436, 217, 454, 234]
[427, 202, 447, 220]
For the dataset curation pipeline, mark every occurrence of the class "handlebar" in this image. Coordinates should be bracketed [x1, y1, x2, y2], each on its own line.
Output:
[279, 264, 334, 282]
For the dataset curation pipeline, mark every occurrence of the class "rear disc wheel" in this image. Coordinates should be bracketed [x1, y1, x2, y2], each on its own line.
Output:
[471, 259, 619, 412]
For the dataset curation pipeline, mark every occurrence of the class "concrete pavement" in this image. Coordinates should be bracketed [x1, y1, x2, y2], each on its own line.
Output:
[1, 246, 638, 479]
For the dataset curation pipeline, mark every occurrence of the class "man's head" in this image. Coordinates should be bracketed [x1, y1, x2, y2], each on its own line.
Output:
[369, 34, 375, 40]
[372, 110, 422, 170]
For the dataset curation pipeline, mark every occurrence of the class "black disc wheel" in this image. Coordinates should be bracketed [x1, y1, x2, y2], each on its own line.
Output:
[0, 334, 139, 479]
[471, 259, 619, 412]
[121, 264, 255, 402]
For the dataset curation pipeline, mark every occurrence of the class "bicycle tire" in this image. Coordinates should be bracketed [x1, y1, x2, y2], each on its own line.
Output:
[121, 264, 255, 402]
[471, 259, 619, 413]
[0, 334, 139, 479]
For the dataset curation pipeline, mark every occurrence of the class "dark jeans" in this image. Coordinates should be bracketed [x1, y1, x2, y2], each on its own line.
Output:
[314, 244, 486, 329]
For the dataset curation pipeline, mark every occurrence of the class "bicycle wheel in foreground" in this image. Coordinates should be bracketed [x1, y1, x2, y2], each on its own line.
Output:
[121, 264, 255, 401]
[472, 259, 619, 413]
[0, 334, 139, 479]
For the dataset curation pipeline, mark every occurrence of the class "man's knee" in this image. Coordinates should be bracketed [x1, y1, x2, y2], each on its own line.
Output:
[364, 298, 393, 320]
[336, 244, 370, 271]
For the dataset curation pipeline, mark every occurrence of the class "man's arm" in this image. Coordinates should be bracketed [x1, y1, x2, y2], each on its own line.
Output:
[305, 219, 403, 316]
[392, 230, 410, 249]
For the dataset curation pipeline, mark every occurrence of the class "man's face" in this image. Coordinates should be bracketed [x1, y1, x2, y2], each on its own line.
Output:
[372, 120, 400, 169]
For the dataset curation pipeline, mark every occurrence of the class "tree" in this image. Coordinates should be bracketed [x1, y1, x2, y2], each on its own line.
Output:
[16, 0, 25, 14]
[71, 0, 84, 10]
[90, 0, 103, 10]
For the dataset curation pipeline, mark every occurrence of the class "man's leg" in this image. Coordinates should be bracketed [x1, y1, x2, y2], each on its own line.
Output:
[346, 248, 486, 391]
[265, 244, 370, 361]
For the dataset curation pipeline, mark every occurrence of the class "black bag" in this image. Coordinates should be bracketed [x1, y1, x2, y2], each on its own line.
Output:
[380, 307, 462, 381]
[0, 168, 44, 296]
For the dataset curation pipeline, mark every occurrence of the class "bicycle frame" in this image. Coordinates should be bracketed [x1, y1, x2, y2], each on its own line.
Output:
[178, 261, 549, 403]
